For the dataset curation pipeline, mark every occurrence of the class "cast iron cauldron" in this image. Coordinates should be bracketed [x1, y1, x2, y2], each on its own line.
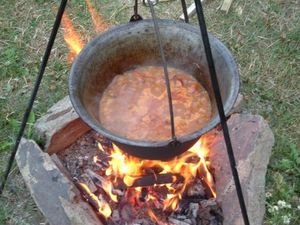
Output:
[69, 19, 239, 160]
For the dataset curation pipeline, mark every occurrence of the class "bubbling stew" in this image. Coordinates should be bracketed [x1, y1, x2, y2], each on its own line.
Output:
[99, 66, 212, 141]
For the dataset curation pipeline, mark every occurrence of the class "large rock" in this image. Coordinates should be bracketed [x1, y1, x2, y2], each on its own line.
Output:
[15, 139, 103, 225]
[206, 113, 274, 225]
[34, 96, 91, 154]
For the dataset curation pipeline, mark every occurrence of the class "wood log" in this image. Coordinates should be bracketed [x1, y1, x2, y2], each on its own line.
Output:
[34, 96, 91, 154]
[117, 173, 184, 189]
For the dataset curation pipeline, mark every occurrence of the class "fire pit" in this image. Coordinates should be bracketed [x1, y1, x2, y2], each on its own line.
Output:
[15, 95, 274, 225]
[58, 130, 221, 225]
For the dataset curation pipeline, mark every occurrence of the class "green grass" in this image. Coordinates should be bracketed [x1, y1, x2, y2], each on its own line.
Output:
[0, 0, 299, 224]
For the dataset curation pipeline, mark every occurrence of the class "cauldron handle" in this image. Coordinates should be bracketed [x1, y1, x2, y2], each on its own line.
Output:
[149, 2, 177, 142]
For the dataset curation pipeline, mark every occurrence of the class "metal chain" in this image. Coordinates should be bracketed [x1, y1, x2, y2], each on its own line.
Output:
[148, 2, 177, 141]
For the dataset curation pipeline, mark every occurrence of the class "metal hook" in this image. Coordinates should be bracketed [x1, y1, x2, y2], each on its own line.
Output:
[143, 0, 159, 7]
[130, 0, 143, 22]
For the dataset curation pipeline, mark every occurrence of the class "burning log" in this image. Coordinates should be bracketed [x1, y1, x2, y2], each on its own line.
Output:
[117, 173, 185, 189]
[73, 178, 112, 222]
[85, 169, 119, 202]
[86, 166, 184, 189]
[80, 173, 97, 193]
[86, 168, 106, 185]
[93, 156, 109, 168]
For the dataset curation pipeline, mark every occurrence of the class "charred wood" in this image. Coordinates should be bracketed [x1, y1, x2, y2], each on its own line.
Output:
[117, 173, 184, 189]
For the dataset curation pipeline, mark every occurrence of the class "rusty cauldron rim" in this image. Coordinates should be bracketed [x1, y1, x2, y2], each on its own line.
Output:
[69, 19, 239, 158]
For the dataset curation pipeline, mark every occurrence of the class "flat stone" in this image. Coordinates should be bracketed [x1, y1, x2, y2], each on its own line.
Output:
[34, 96, 91, 154]
[206, 113, 274, 225]
[15, 139, 102, 225]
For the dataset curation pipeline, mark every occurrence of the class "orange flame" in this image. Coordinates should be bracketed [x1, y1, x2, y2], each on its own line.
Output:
[102, 137, 216, 212]
[61, 11, 85, 63]
[102, 181, 118, 203]
[148, 208, 165, 225]
[85, 0, 109, 33]
[78, 182, 112, 218]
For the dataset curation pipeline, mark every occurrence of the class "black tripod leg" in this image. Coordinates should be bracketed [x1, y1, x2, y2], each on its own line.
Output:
[0, 0, 68, 195]
[180, 0, 189, 23]
[193, 0, 250, 224]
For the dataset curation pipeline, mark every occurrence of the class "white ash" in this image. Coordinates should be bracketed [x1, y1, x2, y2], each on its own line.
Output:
[189, 203, 199, 218]
[187, 180, 206, 197]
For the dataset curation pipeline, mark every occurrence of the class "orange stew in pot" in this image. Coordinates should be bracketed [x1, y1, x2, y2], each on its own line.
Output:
[99, 66, 211, 141]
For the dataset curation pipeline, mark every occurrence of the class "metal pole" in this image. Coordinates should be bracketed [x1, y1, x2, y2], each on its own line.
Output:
[180, 0, 189, 23]
[0, 0, 68, 195]
[193, 0, 250, 224]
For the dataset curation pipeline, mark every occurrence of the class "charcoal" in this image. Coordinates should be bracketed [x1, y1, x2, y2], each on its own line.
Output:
[200, 199, 217, 208]
[131, 219, 152, 225]
[139, 188, 148, 202]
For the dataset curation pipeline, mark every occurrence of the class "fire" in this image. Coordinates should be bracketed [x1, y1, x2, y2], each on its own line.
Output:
[78, 137, 216, 220]
[61, 11, 85, 63]
[85, 0, 109, 33]
[78, 182, 112, 218]
[61, 1, 109, 63]
[110, 138, 215, 210]
[93, 137, 216, 219]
